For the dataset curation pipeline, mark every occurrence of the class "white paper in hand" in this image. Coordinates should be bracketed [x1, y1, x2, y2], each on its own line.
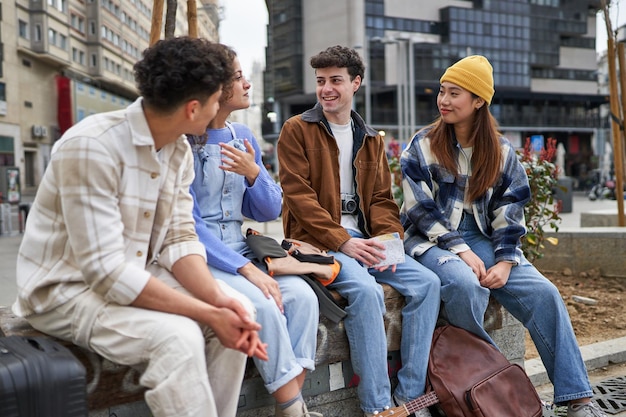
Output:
[370, 232, 406, 268]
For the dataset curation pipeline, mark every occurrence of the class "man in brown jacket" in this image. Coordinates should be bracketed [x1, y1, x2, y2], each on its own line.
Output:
[277, 45, 440, 417]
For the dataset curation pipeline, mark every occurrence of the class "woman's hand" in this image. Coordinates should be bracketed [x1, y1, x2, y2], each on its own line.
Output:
[458, 249, 487, 280]
[481, 262, 513, 289]
[219, 140, 260, 184]
[238, 262, 284, 313]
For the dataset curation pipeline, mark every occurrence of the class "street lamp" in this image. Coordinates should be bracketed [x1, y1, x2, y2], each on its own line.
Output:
[368, 35, 412, 141]
[380, 33, 438, 141]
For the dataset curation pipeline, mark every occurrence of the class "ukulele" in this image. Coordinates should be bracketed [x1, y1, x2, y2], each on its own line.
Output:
[378, 390, 439, 417]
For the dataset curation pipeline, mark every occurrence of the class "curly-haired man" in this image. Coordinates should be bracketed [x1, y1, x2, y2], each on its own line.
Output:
[14, 37, 267, 417]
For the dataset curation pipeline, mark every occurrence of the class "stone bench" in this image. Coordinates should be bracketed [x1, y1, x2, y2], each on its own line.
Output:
[0, 285, 525, 416]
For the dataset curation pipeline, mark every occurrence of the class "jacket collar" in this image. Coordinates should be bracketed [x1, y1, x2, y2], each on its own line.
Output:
[301, 102, 378, 138]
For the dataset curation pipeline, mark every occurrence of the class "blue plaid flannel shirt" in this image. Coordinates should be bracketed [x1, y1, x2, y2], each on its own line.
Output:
[400, 127, 531, 264]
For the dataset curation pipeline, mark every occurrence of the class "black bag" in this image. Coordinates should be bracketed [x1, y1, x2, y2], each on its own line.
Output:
[245, 229, 347, 323]
[0, 336, 88, 417]
[377, 325, 542, 417]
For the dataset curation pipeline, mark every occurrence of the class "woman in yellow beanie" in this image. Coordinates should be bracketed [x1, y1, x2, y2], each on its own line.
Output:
[400, 55, 606, 417]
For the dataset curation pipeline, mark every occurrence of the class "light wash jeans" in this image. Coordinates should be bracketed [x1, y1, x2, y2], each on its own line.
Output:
[28, 267, 253, 417]
[208, 264, 318, 394]
[416, 214, 593, 405]
[328, 230, 440, 414]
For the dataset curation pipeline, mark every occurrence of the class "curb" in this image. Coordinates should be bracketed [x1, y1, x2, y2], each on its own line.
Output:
[525, 336, 626, 386]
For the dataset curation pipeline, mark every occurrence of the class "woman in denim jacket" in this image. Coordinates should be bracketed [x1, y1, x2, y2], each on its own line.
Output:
[401, 55, 605, 417]
[189, 48, 320, 417]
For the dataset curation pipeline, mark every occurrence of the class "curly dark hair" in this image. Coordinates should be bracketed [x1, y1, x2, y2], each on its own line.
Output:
[134, 37, 235, 113]
[310, 45, 365, 81]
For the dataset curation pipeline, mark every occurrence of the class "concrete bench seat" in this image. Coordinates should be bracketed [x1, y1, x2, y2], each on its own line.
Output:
[0, 285, 524, 416]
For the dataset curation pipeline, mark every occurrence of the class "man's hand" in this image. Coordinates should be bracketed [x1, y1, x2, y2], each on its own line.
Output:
[131, 273, 268, 361]
[207, 306, 268, 361]
[238, 262, 284, 313]
[219, 140, 260, 185]
[339, 237, 387, 268]
[481, 261, 513, 289]
[458, 249, 487, 280]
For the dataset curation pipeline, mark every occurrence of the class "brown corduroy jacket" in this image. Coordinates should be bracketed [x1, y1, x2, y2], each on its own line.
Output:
[277, 103, 403, 252]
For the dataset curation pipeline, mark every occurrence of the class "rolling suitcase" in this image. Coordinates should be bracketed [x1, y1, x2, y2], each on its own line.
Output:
[0, 335, 87, 417]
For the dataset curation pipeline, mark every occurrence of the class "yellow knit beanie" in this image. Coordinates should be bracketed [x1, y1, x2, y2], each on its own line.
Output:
[440, 55, 494, 105]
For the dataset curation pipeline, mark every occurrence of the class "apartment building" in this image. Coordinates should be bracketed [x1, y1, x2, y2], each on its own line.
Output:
[0, 0, 219, 195]
[262, 0, 609, 190]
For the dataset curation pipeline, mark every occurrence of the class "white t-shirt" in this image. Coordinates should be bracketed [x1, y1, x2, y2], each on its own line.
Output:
[328, 120, 359, 232]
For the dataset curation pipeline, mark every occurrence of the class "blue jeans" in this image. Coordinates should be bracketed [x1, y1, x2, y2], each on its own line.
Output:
[416, 214, 593, 405]
[209, 265, 318, 394]
[328, 230, 440, 414]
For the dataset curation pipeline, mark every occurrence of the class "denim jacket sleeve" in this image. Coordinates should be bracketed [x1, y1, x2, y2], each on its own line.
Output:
[239, 129, 282, 222]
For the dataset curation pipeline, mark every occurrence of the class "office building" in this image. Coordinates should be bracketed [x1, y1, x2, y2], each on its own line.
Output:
[0, 0, 220, 195]
[262, 0, 608, 189]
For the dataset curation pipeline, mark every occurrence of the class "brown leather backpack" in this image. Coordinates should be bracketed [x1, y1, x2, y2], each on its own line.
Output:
[379, 325, 542, 417]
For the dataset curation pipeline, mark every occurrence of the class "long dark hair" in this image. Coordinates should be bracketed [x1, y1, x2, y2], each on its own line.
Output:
[426, 103, 502, 202]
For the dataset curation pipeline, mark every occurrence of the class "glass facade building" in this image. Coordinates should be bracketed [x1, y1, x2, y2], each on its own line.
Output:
[263, 0, 608, 188]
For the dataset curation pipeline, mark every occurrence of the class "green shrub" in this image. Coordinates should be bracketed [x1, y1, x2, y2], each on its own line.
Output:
[518, 137, 562, 263]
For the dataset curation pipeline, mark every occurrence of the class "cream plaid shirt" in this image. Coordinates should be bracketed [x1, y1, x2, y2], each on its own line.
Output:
[14, 98, 206, 317]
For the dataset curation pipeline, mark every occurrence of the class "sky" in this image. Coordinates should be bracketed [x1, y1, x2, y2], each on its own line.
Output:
[218, 0, 269, 77]
[597, 1, 625, 52]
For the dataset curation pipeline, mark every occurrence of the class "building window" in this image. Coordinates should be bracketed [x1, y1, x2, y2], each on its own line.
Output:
[89, 20, 96, 35]
[48, 28, 57, 45]
[18, 20, 28, 39]
[35, 24, 42, 41]
[59, 34, 67, 50]
[90, 53, 97, 67]
[47, 0, 66, 12]
[0, 135, 15, 166]
[71, 14, 85, 34]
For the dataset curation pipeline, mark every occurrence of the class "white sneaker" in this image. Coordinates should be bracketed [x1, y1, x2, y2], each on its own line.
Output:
[568, 402, 607, 417]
